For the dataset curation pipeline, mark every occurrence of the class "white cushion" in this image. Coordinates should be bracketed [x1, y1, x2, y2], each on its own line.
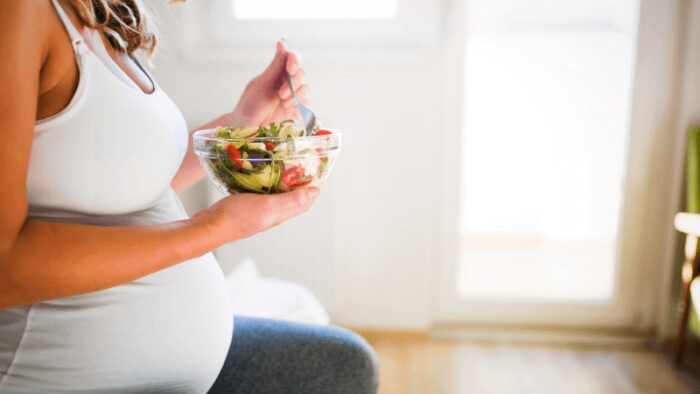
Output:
[225, 258, 330, 326]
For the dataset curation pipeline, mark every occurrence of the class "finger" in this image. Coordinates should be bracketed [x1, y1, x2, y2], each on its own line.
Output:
[278, 69, 306, 99]
[283, 107, 302, 120]
[261, 41, 288, 82]
[277, 40, 287, 53]
[286, 50, 302, 75]
[270, 188, 319, 224]
[282, 85, 310, 109]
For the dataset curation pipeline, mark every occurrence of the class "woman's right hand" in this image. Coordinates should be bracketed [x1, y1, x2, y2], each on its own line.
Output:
[194, 187, 320, 244]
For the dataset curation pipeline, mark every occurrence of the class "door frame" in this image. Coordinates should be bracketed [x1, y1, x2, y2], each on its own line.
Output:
[432, 0, 691, 333]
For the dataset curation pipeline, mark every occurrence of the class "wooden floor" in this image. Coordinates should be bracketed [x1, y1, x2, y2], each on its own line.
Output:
[360, 332, 700, 394]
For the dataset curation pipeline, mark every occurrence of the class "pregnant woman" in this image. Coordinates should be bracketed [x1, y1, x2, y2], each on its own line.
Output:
[0, 1, 378, 393]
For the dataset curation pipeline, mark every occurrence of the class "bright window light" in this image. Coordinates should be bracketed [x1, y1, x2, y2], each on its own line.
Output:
[233, 0, 399, 20]
[459, 0, 640, 301]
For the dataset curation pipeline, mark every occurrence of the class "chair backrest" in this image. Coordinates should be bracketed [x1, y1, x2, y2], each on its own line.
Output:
[687, 127, 700, 212]
[685, 127, 700, 340]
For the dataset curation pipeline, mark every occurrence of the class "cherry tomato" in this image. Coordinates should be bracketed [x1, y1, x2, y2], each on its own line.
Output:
[264, 141, 276, 151]
[292, 175, 313, 187]
[281, 165, 305, 186]
[226, 145, 243, 168]
[226, 144, 240, 159]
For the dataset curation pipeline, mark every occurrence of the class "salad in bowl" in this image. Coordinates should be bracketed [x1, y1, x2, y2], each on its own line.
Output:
[193, 120, 340, 195]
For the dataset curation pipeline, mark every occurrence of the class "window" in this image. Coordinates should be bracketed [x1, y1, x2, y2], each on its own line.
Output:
[233, 0, 399, 20]
[197, 0, 439, 48]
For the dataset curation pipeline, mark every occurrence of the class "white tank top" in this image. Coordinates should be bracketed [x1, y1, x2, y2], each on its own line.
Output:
[0, 1, 232, 392]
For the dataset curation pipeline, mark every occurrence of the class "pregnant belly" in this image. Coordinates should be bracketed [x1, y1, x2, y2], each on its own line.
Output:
[0, 254, 232, 393]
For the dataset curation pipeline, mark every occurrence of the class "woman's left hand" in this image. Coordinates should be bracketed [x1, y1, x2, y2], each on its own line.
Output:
[172, 42, 308, 192]
[231, 41, 308, 126]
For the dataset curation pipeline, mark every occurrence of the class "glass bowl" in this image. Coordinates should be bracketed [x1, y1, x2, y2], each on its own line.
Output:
[193, 127, 341, 195]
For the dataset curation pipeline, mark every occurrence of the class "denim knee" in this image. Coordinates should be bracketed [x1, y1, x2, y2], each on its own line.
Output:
[328, 326, 380, 394]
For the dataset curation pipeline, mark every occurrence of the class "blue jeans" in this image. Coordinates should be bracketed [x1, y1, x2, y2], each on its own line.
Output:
[208, 317, 380, 394]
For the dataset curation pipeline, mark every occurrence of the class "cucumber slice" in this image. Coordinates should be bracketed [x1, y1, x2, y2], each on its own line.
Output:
[279, 121, 304, 139]
[234, 126, 259, 138]
[246, 142, 267, 151]
[231, 172, 266, 193]
[229, 164, 281, 193]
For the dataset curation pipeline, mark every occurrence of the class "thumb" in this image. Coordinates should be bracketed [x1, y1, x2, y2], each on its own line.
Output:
[260, 41, 288, 83]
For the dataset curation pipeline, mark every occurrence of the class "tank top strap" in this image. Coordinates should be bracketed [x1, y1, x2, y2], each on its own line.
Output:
[49, 0, 89, 55]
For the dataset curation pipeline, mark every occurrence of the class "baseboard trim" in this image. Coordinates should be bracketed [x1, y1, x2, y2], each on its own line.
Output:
[430, 323, 658, 347]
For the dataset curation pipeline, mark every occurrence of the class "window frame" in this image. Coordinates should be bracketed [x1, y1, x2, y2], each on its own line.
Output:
[183, 0, 440, 53]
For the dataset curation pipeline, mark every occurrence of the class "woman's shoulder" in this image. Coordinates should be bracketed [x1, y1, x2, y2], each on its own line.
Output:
[0, 1, 81, 118]
[0, 0, 58, 28]
[0, 1, 58, 54]
[0, 0, 51, 14]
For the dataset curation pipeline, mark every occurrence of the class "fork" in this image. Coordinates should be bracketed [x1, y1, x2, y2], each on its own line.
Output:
[286, 72, 319, 137]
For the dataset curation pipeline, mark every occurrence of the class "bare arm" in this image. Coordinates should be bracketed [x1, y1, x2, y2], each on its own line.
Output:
[1, 190, 317, 309]
[171, 112, 235, 193]
[0, 2, 318, 309]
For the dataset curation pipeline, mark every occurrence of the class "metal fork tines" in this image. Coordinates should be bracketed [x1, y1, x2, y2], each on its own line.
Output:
[286, 72, 319, 137]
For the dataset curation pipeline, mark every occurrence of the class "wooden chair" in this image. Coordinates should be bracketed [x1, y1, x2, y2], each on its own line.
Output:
[673, 213, 700, 364]
[673, 127, 700, 365]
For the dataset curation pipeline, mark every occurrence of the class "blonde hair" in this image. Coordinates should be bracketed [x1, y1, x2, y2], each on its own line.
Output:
[66, 0, 157, 56]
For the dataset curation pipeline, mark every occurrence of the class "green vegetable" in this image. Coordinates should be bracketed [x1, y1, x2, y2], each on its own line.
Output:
[230, 164, 280, 193]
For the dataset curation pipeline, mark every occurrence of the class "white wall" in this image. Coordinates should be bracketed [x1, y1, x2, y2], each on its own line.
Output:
[146, 0, 700, 335]
[149, 1, 451, 329]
